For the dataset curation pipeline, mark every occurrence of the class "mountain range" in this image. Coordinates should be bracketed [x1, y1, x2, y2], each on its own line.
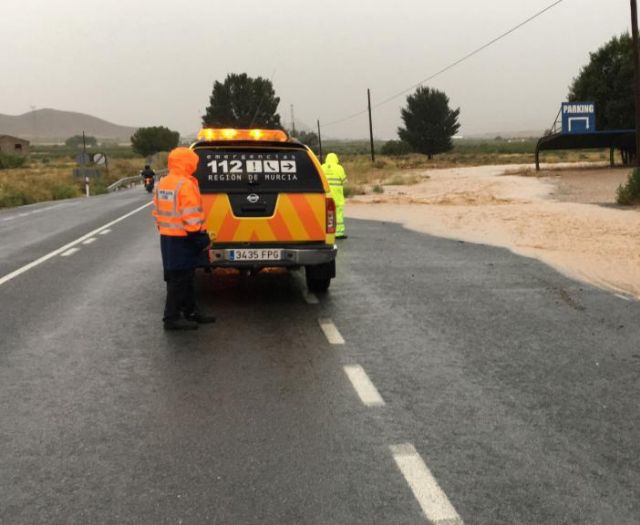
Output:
[0, 108, 138, 143]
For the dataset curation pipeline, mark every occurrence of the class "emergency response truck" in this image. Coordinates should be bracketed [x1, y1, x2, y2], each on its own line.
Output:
[191, 128, 337, 292]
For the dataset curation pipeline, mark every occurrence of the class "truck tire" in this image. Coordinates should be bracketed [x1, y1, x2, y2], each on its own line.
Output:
[306, 274, 331, 293]
[305, 261, 335, 293]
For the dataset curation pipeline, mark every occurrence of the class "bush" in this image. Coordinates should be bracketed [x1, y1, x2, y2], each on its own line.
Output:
[381, 140, 412, 156]
[343, 184, 366, 198]
[616, 168, 640, 205]
[372, 184, 384, 194]
[51, 183, 80, 200]
[0, 153, 26, 170]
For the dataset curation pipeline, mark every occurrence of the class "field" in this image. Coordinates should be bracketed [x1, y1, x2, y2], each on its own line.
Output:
[0, 139, 611, 208]
[0, 145, 163, 208]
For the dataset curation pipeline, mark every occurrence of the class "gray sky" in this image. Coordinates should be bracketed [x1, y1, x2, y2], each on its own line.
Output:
[0, 0, 632, 138]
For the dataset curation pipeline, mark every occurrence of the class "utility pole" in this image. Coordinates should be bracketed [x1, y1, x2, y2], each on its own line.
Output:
[317, 120, 324, 163]
[367, 89, 375, 163]
[290, 104, 296, 135]
[631, 0, 640, 165]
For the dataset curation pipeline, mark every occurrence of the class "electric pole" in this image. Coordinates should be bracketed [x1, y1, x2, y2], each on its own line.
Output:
[367, 89, 375, 163]
[290, 104, 296, 135]
[317, 120, 323, 163]
[631, 0, 640, 165]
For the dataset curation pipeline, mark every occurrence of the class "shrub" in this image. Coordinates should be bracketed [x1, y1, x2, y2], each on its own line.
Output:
[372, 184, 384, 194]
[51, 183, 80, 200]
[616, 168, 640, 205]
[0, 154, 26, 170]
[343, 184, 366, 198]
[381, 140, 412, 156]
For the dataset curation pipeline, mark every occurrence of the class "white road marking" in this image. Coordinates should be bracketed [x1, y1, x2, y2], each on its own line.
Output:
[0, 201, 152, 287]
[303, 291, 319, 304]
[82, 237, 97, 245]
[99, 229, 112, 235]
[0, 202, 73, 223]
[614, 293, 631, 302]
[390, 443, 463, 525]
[343, 365, 385, 407]
[318, 318, 345, 345]
[60, 247, 80, 257]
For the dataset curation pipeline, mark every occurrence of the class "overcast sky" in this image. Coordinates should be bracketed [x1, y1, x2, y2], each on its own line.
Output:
[0, 0, 632, 139]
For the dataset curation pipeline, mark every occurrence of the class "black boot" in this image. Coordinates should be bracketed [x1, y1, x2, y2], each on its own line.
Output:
[185, 312, 216, 324]
[163, 317, 199, 331]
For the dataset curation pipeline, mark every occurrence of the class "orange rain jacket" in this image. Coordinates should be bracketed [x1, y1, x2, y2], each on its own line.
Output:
[153, 148, 209, 270]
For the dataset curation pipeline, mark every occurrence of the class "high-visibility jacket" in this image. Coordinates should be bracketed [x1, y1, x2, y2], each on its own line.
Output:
[321, 152, 347, 206]
[153, 148, 205, 237]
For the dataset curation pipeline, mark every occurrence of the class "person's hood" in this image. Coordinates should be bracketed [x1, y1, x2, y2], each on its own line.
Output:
[325, 152, 339, 165]
[168, 147, 199, 178]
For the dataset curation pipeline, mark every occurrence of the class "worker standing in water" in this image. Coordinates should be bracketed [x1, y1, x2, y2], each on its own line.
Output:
[321, 153, 347, 239]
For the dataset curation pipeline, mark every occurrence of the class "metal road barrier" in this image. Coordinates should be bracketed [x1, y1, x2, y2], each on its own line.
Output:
[107, 169, 167, 192]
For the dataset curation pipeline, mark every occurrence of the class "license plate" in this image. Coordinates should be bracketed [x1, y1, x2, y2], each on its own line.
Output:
[228, 249, 282, 261]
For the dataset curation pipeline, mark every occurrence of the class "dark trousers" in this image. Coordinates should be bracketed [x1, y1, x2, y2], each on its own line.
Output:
[163, 269, 196, 322]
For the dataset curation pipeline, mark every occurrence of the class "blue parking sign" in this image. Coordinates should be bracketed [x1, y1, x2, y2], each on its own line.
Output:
[561, 102, 596, 134]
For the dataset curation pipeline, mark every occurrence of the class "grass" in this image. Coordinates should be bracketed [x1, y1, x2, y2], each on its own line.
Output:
[616, 168, 640, 205]
[0, 146, 161, 208]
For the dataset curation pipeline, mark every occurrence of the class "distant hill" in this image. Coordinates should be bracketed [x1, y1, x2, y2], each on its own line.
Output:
[0, 108, 138, 144]
[466, 129, 544, 140]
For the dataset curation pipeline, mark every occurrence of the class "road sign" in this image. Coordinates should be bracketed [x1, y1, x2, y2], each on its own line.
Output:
[75, 152, 91, 165]
[93, 152, 107, 165]
[561, 102, 596, 134]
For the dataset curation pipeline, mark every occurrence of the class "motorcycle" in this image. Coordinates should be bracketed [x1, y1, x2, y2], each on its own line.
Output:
[144, 176, 155, 193]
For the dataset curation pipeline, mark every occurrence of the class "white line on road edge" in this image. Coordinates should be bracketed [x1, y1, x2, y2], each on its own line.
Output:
[343, 365, 385, 407]
[390, 444, 463, 525]
[0, 201, 153, 287]
[614, 293, 631, 302]
[60, 247, 80, 257]
[318, 318, 345, 345]
[99, 229, 112, 235]
[303, 291, 319, 304]
[82, 238, 97, 245]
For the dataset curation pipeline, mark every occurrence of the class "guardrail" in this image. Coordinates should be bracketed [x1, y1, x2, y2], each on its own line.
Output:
[107, 169, 168, 193]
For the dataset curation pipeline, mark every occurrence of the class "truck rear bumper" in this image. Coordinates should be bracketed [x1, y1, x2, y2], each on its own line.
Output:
[207, 244, 337, 268]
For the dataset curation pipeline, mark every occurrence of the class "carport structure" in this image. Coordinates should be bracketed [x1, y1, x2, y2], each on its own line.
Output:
[535, 130, 636, 170]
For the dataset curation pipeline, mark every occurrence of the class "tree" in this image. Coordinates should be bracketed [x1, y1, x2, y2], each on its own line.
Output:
[568, 34, 634, 130]
[130, 126, 180, 157]
[65, 135, 97, 148]
[291, 130, 319, 151]
[398, 87, 460, 159]
[202, 73, 282, 128]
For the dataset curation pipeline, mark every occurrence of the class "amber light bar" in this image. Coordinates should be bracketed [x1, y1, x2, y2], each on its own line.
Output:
[196, 128, 289, 142]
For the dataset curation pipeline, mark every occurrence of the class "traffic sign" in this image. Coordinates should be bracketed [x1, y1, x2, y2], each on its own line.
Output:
[561, 102, 596, 134]
[93, 152, 107, 165]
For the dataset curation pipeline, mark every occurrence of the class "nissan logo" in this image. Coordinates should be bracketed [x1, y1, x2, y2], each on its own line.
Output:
[247, 193, 260, 204]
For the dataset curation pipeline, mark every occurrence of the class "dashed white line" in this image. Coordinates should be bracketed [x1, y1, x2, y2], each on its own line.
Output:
[318, 318, 345, 345]
[614, 293, 631, 302]
[82, 237, 97, 245]
[0, 201, 152, 287]
[60, 247, 80, 257]
[390, 443, 463, 525]
[343, 365, 385, 407]
[99, 229, 111, 235]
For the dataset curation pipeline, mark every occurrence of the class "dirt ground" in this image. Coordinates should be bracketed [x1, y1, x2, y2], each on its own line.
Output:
[346, 164, 640, 298]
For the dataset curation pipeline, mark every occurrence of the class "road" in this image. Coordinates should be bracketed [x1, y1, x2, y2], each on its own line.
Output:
[1, 190, 639, 524]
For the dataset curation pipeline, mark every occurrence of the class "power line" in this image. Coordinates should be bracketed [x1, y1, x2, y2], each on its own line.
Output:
[322, 0, 565, 128]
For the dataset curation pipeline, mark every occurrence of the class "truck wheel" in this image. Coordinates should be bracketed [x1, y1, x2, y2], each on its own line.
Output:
[306, 275, 331, 293]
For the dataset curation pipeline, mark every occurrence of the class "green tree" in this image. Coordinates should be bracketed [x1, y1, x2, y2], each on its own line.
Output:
[398, 87, 460, 159]
[292, 130, 319, 150]
[202, 73, 282, 128]
[65, 135, 97, 148]
[568, 34, 634, 130]
[130, 126, 180, 157]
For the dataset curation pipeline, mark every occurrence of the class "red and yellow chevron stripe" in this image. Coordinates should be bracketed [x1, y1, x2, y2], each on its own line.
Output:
[203, 193, 329, 243]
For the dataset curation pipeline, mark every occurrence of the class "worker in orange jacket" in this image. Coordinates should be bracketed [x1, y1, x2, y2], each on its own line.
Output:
[153, 147, 215, 330]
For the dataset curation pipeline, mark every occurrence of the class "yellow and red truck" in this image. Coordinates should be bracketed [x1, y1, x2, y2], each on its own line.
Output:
[191, 128, 337, 292]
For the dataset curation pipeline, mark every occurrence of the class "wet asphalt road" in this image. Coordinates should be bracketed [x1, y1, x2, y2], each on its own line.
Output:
[1, 190, 639, 524]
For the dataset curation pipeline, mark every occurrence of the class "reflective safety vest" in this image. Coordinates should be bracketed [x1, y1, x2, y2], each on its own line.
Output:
[153, 174, 205, 237]
[321, 154, 347, 206]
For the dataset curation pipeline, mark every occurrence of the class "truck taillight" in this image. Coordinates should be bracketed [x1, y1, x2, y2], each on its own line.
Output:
[326, 197, 336, 234]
